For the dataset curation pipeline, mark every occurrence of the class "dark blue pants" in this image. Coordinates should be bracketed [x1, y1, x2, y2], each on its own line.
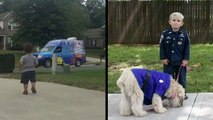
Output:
[163, 65, 186, 89]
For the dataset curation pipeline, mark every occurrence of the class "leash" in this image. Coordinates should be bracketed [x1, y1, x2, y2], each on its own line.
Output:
[171, 65, 184, 99]
[176, 64, 190, 82]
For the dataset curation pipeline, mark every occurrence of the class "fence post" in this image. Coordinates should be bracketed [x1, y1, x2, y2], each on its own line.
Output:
[52, 53, 57, 75]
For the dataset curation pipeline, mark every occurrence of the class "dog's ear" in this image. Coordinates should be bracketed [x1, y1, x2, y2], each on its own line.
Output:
[165, 88, 173, 98]
[170, 79, 185, 98]
[177, 84, 185, 98]
[165, 79, 176, 98]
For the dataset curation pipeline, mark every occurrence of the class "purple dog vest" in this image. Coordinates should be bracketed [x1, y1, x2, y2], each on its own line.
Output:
[131, 68, 171, 105]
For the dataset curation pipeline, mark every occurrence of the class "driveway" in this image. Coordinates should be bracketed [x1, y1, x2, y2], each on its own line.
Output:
[0, 78, 105, 120]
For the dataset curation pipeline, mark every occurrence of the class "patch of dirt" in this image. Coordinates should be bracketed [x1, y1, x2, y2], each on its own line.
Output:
[108, 62, 130, 72]
[191, 63, 202, 70]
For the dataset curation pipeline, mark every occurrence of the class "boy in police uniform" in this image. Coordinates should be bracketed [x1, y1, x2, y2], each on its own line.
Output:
[160, 12, 190, 99]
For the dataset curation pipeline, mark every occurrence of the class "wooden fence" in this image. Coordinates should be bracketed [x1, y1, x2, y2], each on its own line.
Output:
[108, 0, 213, 44]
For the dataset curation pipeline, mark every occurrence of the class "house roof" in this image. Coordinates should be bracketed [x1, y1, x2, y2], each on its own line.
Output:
[0, 11, 13, 21]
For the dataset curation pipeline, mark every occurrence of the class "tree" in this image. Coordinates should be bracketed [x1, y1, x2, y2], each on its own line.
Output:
[12, 0, 89, 47]
[57, 0, 90, 38]
[0, 0, 26, 13]
[85, 0, 105, 28]
[0, 0, 14, 13]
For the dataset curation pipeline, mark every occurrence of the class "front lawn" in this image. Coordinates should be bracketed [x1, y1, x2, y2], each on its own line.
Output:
[108, 44, 213, 93]
[0, 49, 105, 92]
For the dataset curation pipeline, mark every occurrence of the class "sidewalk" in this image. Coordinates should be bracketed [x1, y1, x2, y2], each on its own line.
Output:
[108, 93, 213, 120]
[0, 78, 105, 120]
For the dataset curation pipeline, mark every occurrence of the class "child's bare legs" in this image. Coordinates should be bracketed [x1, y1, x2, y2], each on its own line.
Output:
[31, 82, 37, 93]
[23, 84, 28, 95]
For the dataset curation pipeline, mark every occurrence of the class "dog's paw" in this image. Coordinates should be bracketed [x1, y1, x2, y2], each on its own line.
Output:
[140, 111, 148, 116]
[154, 107, 167, 114]
[161, 107, 167, 113]
[134, 111, 148, 117]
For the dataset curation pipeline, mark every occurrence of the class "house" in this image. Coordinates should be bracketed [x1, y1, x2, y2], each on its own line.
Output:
[83, 26, 105, 48]
[0, 11, 17, 50]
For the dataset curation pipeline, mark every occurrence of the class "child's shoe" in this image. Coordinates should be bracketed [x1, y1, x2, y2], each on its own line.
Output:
[23, 91, 28, 95]
[31, 87, 37, 93]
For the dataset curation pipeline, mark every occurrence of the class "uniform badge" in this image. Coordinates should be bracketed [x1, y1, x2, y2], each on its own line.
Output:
[166, 36, 171, 39]
[178, 41, 182, 45]
[180, 34, 184, 37]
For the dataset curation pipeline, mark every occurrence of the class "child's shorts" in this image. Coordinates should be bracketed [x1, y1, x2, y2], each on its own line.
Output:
[21, 71, 36, 84]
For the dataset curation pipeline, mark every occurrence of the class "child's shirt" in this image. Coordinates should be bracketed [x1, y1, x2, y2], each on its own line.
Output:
[20, 54, 38, 73]
[160, 28, 190, 65]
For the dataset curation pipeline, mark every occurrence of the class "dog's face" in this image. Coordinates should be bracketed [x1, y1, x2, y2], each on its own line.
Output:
[168, 95, 184, 108]
[168, 82, 185, 108]
[164, 78, 185, 108]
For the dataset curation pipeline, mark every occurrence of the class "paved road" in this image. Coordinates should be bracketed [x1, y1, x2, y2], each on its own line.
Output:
[12, 63, 105, 73]
[0, 78, 105, 120]
[10, 56, 105, 73]
[86, 56, 105, 63]
[108, 93, 213, 120]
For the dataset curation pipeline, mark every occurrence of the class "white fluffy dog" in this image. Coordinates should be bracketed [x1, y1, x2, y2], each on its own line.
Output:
[117, 68, 185, 117]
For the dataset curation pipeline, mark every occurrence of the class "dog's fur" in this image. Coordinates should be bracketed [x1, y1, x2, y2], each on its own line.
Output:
[117, 68, 185, 117]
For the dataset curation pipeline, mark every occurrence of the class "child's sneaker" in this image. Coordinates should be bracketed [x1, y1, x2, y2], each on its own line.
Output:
[23, 91, 28, 95]
[31, 87, 37, 93]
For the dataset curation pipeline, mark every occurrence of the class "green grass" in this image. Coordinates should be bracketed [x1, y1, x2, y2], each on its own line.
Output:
[0, 49, 105, 91]
[1, 69, 105, 92]
[108, 44, 213, 93]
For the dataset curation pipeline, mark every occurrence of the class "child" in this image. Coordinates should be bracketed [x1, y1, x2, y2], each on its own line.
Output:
[159, 12, 190, 99]
[19, 42, 39, 95]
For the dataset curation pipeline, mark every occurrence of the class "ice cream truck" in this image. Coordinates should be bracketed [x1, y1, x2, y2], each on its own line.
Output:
[33, 38, 86, 68]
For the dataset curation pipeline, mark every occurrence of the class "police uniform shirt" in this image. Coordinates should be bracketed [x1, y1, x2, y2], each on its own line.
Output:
[160, 28, 190, 65]
[131, 68, 171, 104]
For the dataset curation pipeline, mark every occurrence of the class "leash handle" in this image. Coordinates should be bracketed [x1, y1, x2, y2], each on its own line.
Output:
[176, 64, 190, 82]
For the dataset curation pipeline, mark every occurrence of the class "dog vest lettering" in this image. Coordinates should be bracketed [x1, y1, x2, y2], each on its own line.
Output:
[131, 68, 171, 105]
